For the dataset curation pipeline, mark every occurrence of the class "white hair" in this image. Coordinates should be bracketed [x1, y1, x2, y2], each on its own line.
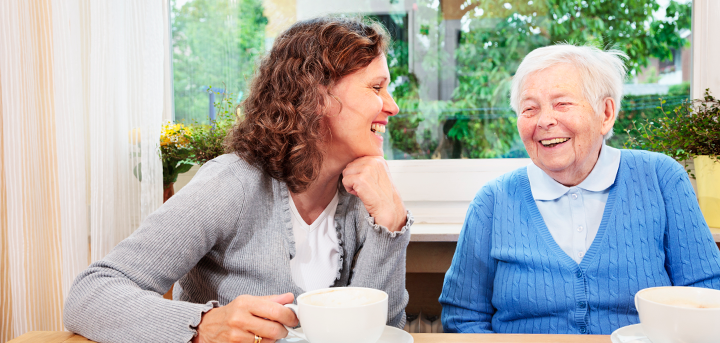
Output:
[509, 44, 628, 140]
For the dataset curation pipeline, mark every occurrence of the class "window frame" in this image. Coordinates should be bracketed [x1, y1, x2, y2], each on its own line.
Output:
[166, 0, 708, 241]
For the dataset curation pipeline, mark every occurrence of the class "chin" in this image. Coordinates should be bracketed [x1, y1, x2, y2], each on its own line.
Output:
[537, 157, 572, 173]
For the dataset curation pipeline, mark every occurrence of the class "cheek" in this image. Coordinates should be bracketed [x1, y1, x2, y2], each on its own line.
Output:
[367, 96, 383, 118]
[517, 117, 535, 142]
[567, 115, 599, 143]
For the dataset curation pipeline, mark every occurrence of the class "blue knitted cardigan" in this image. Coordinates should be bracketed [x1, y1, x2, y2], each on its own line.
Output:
[439, 150, 720, 335]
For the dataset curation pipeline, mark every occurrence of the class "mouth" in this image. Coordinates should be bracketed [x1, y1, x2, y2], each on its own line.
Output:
[370, 123, 386, 137]
[539, 137, 570, 148]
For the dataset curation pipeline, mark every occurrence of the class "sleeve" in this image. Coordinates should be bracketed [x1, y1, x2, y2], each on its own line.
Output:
[63, 160, 245, 343]
[346, 208, 413, 329]
[658, 156, 720, 288]
[439, 183, 497, 333]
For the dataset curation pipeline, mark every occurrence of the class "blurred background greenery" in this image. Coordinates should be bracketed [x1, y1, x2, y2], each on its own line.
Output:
[171, 0, 693, 160]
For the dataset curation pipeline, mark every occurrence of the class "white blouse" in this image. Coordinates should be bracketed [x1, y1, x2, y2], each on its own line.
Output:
[288, 190, 341, 291]
[527, 143, 621, 264]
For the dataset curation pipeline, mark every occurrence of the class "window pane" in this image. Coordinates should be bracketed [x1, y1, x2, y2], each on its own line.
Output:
[171, 0, 692, 159]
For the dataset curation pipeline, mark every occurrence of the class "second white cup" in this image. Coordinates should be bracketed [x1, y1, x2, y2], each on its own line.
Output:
[635, 286, 720, 343]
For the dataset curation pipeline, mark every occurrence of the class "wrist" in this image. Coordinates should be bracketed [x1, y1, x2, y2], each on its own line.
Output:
[383, 205, 407, 233]
[193, 307, 214, 343]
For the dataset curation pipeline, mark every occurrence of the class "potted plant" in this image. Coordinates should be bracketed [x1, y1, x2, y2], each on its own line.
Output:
[159, 88, 239, 203]
[188, 88, 238, 165]
[160, 122, 195, 202]
[625, 89, 720, 227]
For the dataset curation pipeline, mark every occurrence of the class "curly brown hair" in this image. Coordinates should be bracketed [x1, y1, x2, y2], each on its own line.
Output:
[225, 17, 389, 193]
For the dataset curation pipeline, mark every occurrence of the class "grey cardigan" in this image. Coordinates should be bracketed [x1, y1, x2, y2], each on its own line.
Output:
[63, 154, 412, 343]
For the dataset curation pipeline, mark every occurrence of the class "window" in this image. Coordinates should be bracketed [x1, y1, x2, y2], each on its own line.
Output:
[171, 0, 692, 160]
[170, 0, 693, 225]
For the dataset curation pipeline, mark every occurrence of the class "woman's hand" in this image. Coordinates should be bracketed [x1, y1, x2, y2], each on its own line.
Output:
[341, 156, 407, 232]
[193, 293, 298, 343]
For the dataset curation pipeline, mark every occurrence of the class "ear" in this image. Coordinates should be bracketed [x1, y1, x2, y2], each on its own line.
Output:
[320, 84, 343, 117]
[599, 97, 616, 136]
[316, 84, 332, 116]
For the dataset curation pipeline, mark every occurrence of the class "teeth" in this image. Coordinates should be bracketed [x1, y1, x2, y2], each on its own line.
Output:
[540, 138, 569, 146]
[371, 123, 386, 134]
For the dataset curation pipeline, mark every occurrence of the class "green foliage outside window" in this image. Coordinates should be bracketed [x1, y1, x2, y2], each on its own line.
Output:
[172, 0, 266, 123]
[386, 0, 692, 159]
[171, 0, 692, 160]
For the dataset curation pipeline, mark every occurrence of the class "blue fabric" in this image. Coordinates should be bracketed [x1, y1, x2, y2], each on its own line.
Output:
[528, 144, 621, 263]
[439, 150, 720, 335]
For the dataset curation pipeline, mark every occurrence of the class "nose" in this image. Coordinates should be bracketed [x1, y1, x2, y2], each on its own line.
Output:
[383, 91, 400, 117]
[536, 107, 557, 130]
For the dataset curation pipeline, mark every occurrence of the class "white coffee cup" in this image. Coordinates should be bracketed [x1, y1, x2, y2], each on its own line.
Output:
[635, 286, 720, 343]
[283, 287, 388, 343]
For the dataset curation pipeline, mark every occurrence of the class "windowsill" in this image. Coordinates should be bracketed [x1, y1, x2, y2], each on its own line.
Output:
[710, 227, 720, 243]
[410, 223, 461, 242]
[412, 225, 720, 243]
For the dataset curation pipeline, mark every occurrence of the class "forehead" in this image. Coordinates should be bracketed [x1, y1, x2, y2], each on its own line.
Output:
[353, 54, 389, 79]
[520, 63, 584, 100]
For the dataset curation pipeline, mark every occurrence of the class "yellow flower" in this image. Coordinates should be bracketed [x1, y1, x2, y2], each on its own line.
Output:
[160, 122, 192, 148]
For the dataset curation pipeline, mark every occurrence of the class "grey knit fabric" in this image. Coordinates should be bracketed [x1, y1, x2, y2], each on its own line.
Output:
[63, 154, 412, 343]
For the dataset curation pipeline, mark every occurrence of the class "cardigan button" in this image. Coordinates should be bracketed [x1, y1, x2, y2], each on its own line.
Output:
[579, 327, 587, 334]
[577, 301, 586, 308]
[576, 271, 583, 278]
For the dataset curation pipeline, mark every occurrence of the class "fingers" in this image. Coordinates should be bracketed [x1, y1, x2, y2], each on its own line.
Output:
[260, 292, 295, 305]
[220, 329, 278, 343]
[342, 156, 388, 177]
[342, 158, 389, 196]
[239, 315, 287, 342]
[239, 294, 299, 328]
[341, 156, 406, 232]
[196, 294, 298, 343]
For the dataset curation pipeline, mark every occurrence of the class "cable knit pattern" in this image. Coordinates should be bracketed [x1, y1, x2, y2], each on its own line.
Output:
[63, 154, 411, 343]
[440, 150, 720, 335]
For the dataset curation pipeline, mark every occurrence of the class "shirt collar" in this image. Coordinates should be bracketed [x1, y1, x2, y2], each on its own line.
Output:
[527, 143, 621, 201]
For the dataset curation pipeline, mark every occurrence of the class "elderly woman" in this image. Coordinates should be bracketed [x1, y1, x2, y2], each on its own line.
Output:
[64, 17, 412, 343]
[439, 44, 720, 335]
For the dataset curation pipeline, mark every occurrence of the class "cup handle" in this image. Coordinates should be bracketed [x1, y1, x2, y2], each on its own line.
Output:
[283, 304, 307, 340]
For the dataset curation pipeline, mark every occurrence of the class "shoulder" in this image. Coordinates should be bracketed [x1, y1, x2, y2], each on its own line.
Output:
[192, 153, 268, 190]
[618, 149, 686, 181]
[172, 154, 272, 212]
[470, 166, 527, 207]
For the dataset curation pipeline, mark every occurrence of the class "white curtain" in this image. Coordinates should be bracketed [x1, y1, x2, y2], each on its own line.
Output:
[692, 0, 720, 99]
[0, 0, 166, 341]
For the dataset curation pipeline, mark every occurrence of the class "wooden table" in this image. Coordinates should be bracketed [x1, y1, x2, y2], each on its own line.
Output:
[9, 331, 612, 342]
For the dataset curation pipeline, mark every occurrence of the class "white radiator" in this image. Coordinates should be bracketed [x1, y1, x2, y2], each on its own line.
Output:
[403, 313, 443, 333]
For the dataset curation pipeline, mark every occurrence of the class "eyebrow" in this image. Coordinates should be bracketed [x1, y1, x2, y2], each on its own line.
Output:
[521, 90, 575, 103]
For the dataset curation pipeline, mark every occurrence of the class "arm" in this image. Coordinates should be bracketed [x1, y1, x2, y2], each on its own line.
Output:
[63, 161, 244, 343]
[340, 156, 411, 328]
[659, 157, 720, 288]
[439, 185, 497, 333]
[346, 208, 412, 328]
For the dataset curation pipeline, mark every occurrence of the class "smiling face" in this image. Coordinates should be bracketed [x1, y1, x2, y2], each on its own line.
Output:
[323, 54, 399, 165]
[517, 63, 616, 186]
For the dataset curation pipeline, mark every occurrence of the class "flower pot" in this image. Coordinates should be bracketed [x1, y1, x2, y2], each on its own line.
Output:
[163, 182, 175, 203]
[694, 156, 720, 228]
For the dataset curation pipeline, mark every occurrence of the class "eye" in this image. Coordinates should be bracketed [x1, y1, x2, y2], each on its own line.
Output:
[521, 106, 536, 116]
[372, 86, 382, 93]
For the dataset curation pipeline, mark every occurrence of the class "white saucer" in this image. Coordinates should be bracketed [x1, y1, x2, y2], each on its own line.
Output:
[279, 325, 413, 343]
[611, 324, 652, 343]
